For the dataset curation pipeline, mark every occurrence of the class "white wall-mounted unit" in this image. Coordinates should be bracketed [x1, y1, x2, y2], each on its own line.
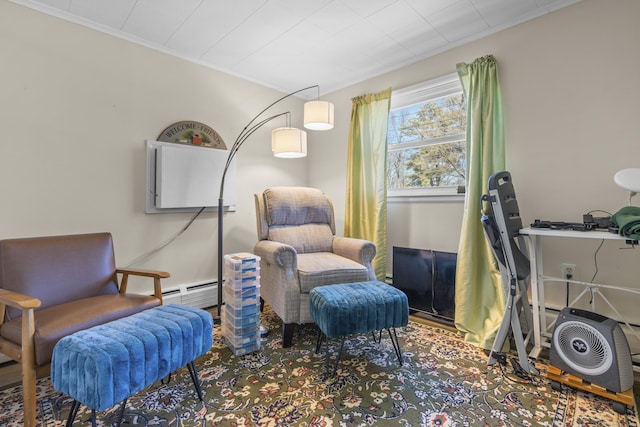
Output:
[146, 140, 236, 213]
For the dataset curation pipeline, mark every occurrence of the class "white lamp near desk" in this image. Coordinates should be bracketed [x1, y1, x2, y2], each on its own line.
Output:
[614, 168, 640, 205]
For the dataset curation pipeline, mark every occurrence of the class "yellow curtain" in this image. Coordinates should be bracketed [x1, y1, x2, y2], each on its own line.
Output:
[454, 55, 506, 349]
[345, 88, 391, 280]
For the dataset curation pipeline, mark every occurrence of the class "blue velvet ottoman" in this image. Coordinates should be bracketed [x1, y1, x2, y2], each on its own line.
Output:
[51, 304, 213, 426]
[309, 281, 409, 374]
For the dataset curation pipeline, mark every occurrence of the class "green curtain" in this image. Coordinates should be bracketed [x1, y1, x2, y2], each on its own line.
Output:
[345, 88, 392, 280]
[454, 55, 506, 349]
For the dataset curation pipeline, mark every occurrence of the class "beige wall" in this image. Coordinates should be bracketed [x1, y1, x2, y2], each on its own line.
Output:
[311, 0, 640, 322]
[0, 1, 309, 293]
[2, 0, 640, 324]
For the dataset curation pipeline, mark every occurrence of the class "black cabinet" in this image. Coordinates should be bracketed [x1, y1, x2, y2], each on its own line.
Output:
[392, 246, 456, 324]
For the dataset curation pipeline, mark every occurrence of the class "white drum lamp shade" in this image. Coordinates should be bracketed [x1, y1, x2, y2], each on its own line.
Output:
[304, 100, 334, 130]
[272, 127, 307, 158]
[614, 168, 640, 204]
[614, 168, 640, 193]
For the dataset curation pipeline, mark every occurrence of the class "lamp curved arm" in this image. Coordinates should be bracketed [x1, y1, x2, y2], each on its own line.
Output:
[216, 85, 321, 318]
[218, 85, 320, 200]
[219, 112, 289, 200]
[232, 85, 318, 152]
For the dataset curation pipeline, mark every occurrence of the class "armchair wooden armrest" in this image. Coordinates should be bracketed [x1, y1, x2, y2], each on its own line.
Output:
[0, 288, 42, 334]
[116, 268, 170, 300]
[0, 288, 41, 395]
[0, 288, 42, 311]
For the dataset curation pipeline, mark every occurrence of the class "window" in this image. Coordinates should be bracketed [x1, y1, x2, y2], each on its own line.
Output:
[387, 73, 467, 201]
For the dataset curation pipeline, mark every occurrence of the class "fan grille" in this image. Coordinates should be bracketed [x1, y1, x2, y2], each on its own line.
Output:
[553, 320, 612, 376]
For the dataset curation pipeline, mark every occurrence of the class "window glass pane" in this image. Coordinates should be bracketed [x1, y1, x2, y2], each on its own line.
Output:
[390, 93, 466, 143]
[388, 147, 416, 189]
[388, 141, 466, 189]
[387, 84, 467, 194]
[388, 106, 422, 145]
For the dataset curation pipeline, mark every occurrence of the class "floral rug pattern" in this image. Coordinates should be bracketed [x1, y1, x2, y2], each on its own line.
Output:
[0, 307, 637, 426]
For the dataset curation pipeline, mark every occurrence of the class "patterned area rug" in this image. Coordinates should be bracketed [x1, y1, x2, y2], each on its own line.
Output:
[0, 306, 638, 426]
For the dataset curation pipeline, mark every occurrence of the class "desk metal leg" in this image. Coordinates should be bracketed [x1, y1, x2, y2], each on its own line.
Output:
[524, 235, 544, 359]
[535, 235, 547, 340]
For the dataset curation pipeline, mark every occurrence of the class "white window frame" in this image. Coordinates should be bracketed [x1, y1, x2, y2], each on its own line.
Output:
[387, 73, 466, 203]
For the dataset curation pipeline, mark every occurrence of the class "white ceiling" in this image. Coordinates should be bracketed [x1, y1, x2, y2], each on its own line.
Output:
[11, 0, 582, 96]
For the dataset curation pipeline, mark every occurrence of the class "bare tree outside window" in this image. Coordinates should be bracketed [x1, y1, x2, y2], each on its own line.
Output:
[387, 84, 467, 195]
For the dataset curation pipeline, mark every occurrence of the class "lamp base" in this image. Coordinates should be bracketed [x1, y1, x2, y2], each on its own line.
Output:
[259, 324, 269, 337]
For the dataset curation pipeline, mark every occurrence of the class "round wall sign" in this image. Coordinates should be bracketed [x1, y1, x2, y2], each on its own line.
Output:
[157, 121, 226, 149]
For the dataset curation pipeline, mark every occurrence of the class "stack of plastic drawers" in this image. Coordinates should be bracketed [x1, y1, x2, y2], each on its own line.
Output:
[222, 252, 261, 356]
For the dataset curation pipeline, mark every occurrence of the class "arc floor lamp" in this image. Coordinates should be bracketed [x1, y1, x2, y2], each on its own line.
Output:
[216, 85, 334, 317]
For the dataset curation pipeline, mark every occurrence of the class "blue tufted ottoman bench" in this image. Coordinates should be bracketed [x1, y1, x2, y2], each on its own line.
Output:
[310, 281, 409, 374]
[50, 304, 213, 426]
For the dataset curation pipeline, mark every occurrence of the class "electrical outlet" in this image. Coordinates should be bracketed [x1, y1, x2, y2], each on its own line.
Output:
[561, 263, 576, 280]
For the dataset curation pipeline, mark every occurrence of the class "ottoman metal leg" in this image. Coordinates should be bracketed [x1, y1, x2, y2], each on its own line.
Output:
[315, 328, 324, 354]
[315, 329, 346, 376]
[161, 361, 204, 402]
[388, 328, 403, 366]
[116, 398, 128, 426]
[66, 398, 128, 427]
[66, 400, 81, 426]
[372, 328, 404, 366]
[327, 337, 346, 376]
[187, 361, 204, 401]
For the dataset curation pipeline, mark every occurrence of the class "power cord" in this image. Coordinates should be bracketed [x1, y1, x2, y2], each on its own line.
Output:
[487, 350, 538, 385]
[565, 270, 573, 306]
[510, 358, 533, 381]
[589, 239, 604, 284]
[495, 357, 538, 385]
[123, 206, 206, 267]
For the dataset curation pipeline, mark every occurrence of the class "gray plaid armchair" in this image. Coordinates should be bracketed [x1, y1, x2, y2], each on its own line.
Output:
[254, 187, 376, 347]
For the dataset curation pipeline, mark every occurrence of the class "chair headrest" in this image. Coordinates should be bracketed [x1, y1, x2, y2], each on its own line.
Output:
[264, 187, 334, 227]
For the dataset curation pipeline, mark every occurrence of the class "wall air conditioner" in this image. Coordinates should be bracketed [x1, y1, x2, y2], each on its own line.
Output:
[160, 280, 218, 309]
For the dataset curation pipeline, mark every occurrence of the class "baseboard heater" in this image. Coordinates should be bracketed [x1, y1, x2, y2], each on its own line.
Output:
[392, 246, 456, 325]
[161, 280, 218, 309]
